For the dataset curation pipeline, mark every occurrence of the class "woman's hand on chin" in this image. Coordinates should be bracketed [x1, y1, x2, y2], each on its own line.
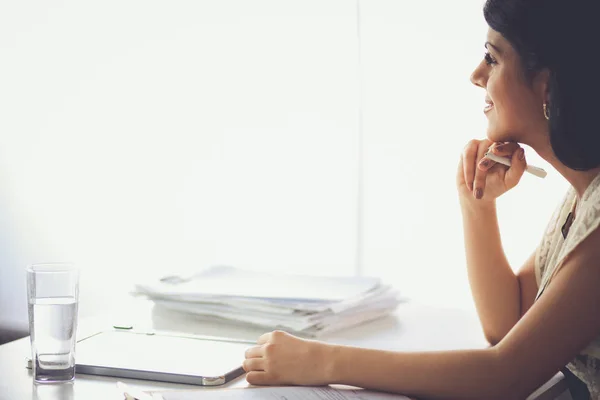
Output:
[457, 139, 527, 204]
[243, 330, 336, 386]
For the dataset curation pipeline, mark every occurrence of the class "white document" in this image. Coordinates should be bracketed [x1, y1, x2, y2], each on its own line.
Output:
[138, 265, 401, 338]
[157, 386, 411, 400]
[136, 265, 381, 303]
[152, 298, 400, 337]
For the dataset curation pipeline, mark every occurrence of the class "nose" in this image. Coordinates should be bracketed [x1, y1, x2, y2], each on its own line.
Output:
[470, 60, 486, 89]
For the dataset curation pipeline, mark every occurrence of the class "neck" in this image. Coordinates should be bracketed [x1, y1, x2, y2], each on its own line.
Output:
[533, 141, 600, 199]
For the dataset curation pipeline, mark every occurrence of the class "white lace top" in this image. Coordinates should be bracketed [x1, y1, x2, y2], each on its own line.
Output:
[535, 173, 600, 398]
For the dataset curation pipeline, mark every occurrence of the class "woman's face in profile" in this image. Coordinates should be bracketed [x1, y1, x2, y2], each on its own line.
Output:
[470, 28, 548, 145]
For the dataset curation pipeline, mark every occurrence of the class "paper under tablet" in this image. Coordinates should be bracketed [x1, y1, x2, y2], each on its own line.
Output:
[155, 386, 411, 400]
[27, 329, 251, 385]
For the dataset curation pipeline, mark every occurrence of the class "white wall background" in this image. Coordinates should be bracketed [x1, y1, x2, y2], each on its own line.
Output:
[358, 1, 569, 307]
[0, 0, 570, 332]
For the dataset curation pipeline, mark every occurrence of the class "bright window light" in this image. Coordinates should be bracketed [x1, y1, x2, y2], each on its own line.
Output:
[0, 1, 569, 327]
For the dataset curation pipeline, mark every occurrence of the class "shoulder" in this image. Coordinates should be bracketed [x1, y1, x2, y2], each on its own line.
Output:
[562, 174, 600, 260]
[534, 188, 576, 285]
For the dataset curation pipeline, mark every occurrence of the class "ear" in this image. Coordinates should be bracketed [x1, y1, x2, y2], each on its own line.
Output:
[534, 68, 551, 103]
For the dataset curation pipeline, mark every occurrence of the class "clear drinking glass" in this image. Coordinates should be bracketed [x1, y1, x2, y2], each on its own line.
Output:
[27, 263, 79, 383]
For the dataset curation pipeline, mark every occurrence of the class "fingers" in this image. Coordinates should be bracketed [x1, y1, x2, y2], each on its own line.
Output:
[472, 142, 491, 199]
[257, 332, 272, 345]
[504, 147, 526, 189]
[490, 142, 520, 157]
[245, 345, 263, 359]
[460, 140, 527, 200]
[242, 357, 265, 372]
[477, 152, 496, 172]
[246, 371, 270, 386]
[462, 140, 479, 192]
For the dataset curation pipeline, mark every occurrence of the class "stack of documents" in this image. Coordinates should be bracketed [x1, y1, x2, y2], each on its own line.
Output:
[135, 265, 402, 337]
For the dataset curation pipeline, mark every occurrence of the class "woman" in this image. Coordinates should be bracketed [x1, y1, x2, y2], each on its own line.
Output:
[243, 0, 600, 398]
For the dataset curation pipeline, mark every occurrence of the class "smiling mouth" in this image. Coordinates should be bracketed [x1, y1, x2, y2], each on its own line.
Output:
[484, 99, 494, 113]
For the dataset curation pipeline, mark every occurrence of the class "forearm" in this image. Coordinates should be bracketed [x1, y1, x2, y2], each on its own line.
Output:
[460, 198, 520, 344]
[327, 345, 516, 400]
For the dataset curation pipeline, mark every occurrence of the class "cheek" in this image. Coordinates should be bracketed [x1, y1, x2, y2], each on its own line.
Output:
[489, 75, 532, 129]
[488, 77, 510, 117]
[485, 76, 538, 142]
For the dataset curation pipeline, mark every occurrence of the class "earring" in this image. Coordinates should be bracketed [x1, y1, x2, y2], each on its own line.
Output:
[543, 103, 550, 120]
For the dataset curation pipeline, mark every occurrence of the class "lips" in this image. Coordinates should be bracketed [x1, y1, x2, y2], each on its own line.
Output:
[484, 97, 494, 113]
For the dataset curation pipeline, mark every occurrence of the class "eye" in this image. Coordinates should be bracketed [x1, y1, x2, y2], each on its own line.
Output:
[484, 52, 497, 66]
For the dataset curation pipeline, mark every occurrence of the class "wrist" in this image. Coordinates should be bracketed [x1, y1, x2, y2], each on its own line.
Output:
[459, 194, 496, 215]
[323, 343, 344, 383]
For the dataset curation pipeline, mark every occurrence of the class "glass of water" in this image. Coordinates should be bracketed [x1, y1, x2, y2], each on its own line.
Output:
[27, 263, 79, 383]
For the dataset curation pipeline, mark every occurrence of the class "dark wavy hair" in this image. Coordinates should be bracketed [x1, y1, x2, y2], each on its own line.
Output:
[484, 0, 600, 170]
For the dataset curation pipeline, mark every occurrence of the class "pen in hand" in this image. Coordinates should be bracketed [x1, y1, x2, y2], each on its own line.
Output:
[484, 151, 547, 179]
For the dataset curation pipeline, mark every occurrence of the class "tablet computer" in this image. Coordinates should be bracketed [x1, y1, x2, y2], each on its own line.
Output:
[26, 328, 253, 386]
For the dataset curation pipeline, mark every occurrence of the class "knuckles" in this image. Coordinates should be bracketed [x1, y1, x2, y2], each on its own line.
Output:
[463, 139, 480, 155]
[263, 342, 277, 356]
[467, 139, 480, 148]
[271, 330, 286, 339]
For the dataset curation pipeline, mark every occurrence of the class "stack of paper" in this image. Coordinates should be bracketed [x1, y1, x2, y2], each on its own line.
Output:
[134, 266, 402, 337]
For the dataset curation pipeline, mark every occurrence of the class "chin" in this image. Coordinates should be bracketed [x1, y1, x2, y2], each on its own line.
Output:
[486, 124, 517, 144]
[486, 129, 506, 143]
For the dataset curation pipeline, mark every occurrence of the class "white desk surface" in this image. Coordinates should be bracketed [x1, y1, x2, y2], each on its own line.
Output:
[0, 299, 568, 400]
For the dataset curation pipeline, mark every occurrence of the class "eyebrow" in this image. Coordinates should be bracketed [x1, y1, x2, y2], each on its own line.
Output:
[485, 41, 502, 55]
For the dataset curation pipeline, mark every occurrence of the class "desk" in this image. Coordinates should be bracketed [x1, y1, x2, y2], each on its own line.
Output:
[0, 301, 569, 400]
